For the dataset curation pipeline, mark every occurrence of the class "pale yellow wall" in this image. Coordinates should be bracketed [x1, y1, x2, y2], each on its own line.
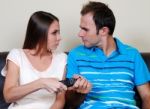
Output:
[0, 0, 150, 52]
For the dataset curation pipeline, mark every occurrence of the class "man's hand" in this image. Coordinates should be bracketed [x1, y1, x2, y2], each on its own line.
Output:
[68, 75, 92, 94]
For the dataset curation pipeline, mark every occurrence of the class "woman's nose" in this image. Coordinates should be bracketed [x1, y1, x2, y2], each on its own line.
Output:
[57, 35, 61, 41]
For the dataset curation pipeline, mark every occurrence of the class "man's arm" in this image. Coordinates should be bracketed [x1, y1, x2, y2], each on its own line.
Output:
[137, 83, 150, 109]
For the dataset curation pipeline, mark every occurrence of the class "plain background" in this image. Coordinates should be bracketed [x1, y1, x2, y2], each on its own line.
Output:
[0, 0, 150, 52]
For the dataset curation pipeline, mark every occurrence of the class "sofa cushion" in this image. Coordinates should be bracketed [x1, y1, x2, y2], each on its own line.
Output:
[0, 52, 150, 109]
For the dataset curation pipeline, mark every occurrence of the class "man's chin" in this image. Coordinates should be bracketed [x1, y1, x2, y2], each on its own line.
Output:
[83, 44, 92, 48]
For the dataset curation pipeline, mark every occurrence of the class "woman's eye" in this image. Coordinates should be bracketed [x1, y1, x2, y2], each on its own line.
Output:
[52, 30, 60, 35]
[52, 31, 57, 35]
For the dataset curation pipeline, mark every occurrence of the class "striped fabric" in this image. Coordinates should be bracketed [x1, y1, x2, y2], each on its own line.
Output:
[67, 38, 150, 109]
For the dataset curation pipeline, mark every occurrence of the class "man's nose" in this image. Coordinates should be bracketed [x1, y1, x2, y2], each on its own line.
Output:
[78, 30, 84, 37]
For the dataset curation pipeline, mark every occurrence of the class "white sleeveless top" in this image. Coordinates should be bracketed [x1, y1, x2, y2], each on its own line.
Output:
[1, 49, 67, 109]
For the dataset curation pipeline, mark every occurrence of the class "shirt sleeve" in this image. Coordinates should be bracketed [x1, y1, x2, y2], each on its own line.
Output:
[134, 51, 150, 86]
[1, 49, 20, 76]
[66, 51, 79, 78]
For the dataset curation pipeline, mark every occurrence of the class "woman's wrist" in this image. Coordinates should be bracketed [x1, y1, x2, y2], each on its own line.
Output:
[36, 78, 45, 89]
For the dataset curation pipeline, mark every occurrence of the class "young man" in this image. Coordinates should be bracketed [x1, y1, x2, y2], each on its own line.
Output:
[67, 1, 150, 109]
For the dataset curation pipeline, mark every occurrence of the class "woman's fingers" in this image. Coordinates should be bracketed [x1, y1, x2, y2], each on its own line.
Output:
[43, 78, 67, 93]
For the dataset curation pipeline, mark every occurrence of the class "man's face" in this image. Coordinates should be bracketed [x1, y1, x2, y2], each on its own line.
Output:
[78, 13, 102, 48]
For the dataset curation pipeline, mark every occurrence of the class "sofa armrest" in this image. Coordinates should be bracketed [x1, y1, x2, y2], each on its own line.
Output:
[64, 90, 86, 109]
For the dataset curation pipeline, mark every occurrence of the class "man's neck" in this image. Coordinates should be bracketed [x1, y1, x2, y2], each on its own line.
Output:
[101, 36, 116, 56]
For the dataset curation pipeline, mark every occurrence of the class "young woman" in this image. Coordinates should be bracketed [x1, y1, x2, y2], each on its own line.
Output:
[2, 11, 67, 109]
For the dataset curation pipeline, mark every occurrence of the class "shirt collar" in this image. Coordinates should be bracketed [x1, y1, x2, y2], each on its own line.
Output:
[114, 37, 127, 55]
[83, 37, 128, 55]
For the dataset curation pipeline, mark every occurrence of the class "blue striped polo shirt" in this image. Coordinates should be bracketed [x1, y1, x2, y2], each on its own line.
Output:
[67, 38, 150, 109]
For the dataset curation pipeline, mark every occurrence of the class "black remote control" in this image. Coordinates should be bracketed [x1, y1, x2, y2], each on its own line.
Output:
[60, 78, 77, 87]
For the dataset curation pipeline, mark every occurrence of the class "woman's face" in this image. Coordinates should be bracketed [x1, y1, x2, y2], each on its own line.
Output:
[47, 20, 61, 51]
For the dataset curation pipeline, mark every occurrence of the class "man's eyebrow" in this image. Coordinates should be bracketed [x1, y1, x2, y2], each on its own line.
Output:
[80, 26, 88, 31]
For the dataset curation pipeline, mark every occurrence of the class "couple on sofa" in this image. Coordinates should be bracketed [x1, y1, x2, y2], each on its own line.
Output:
[1, 1, 150, 109]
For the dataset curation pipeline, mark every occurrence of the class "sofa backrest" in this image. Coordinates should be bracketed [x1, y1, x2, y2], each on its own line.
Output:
[141, 53, 150, 71]
[0, 52, 150, 109]
[0, 52, 10, 109]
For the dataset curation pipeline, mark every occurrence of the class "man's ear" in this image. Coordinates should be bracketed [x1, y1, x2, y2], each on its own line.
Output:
[99, 27, 109, 36]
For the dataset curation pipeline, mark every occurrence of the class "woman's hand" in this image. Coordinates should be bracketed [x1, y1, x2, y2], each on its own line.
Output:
[40, 78, 67, 93]
[68, 75, 92, 94]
